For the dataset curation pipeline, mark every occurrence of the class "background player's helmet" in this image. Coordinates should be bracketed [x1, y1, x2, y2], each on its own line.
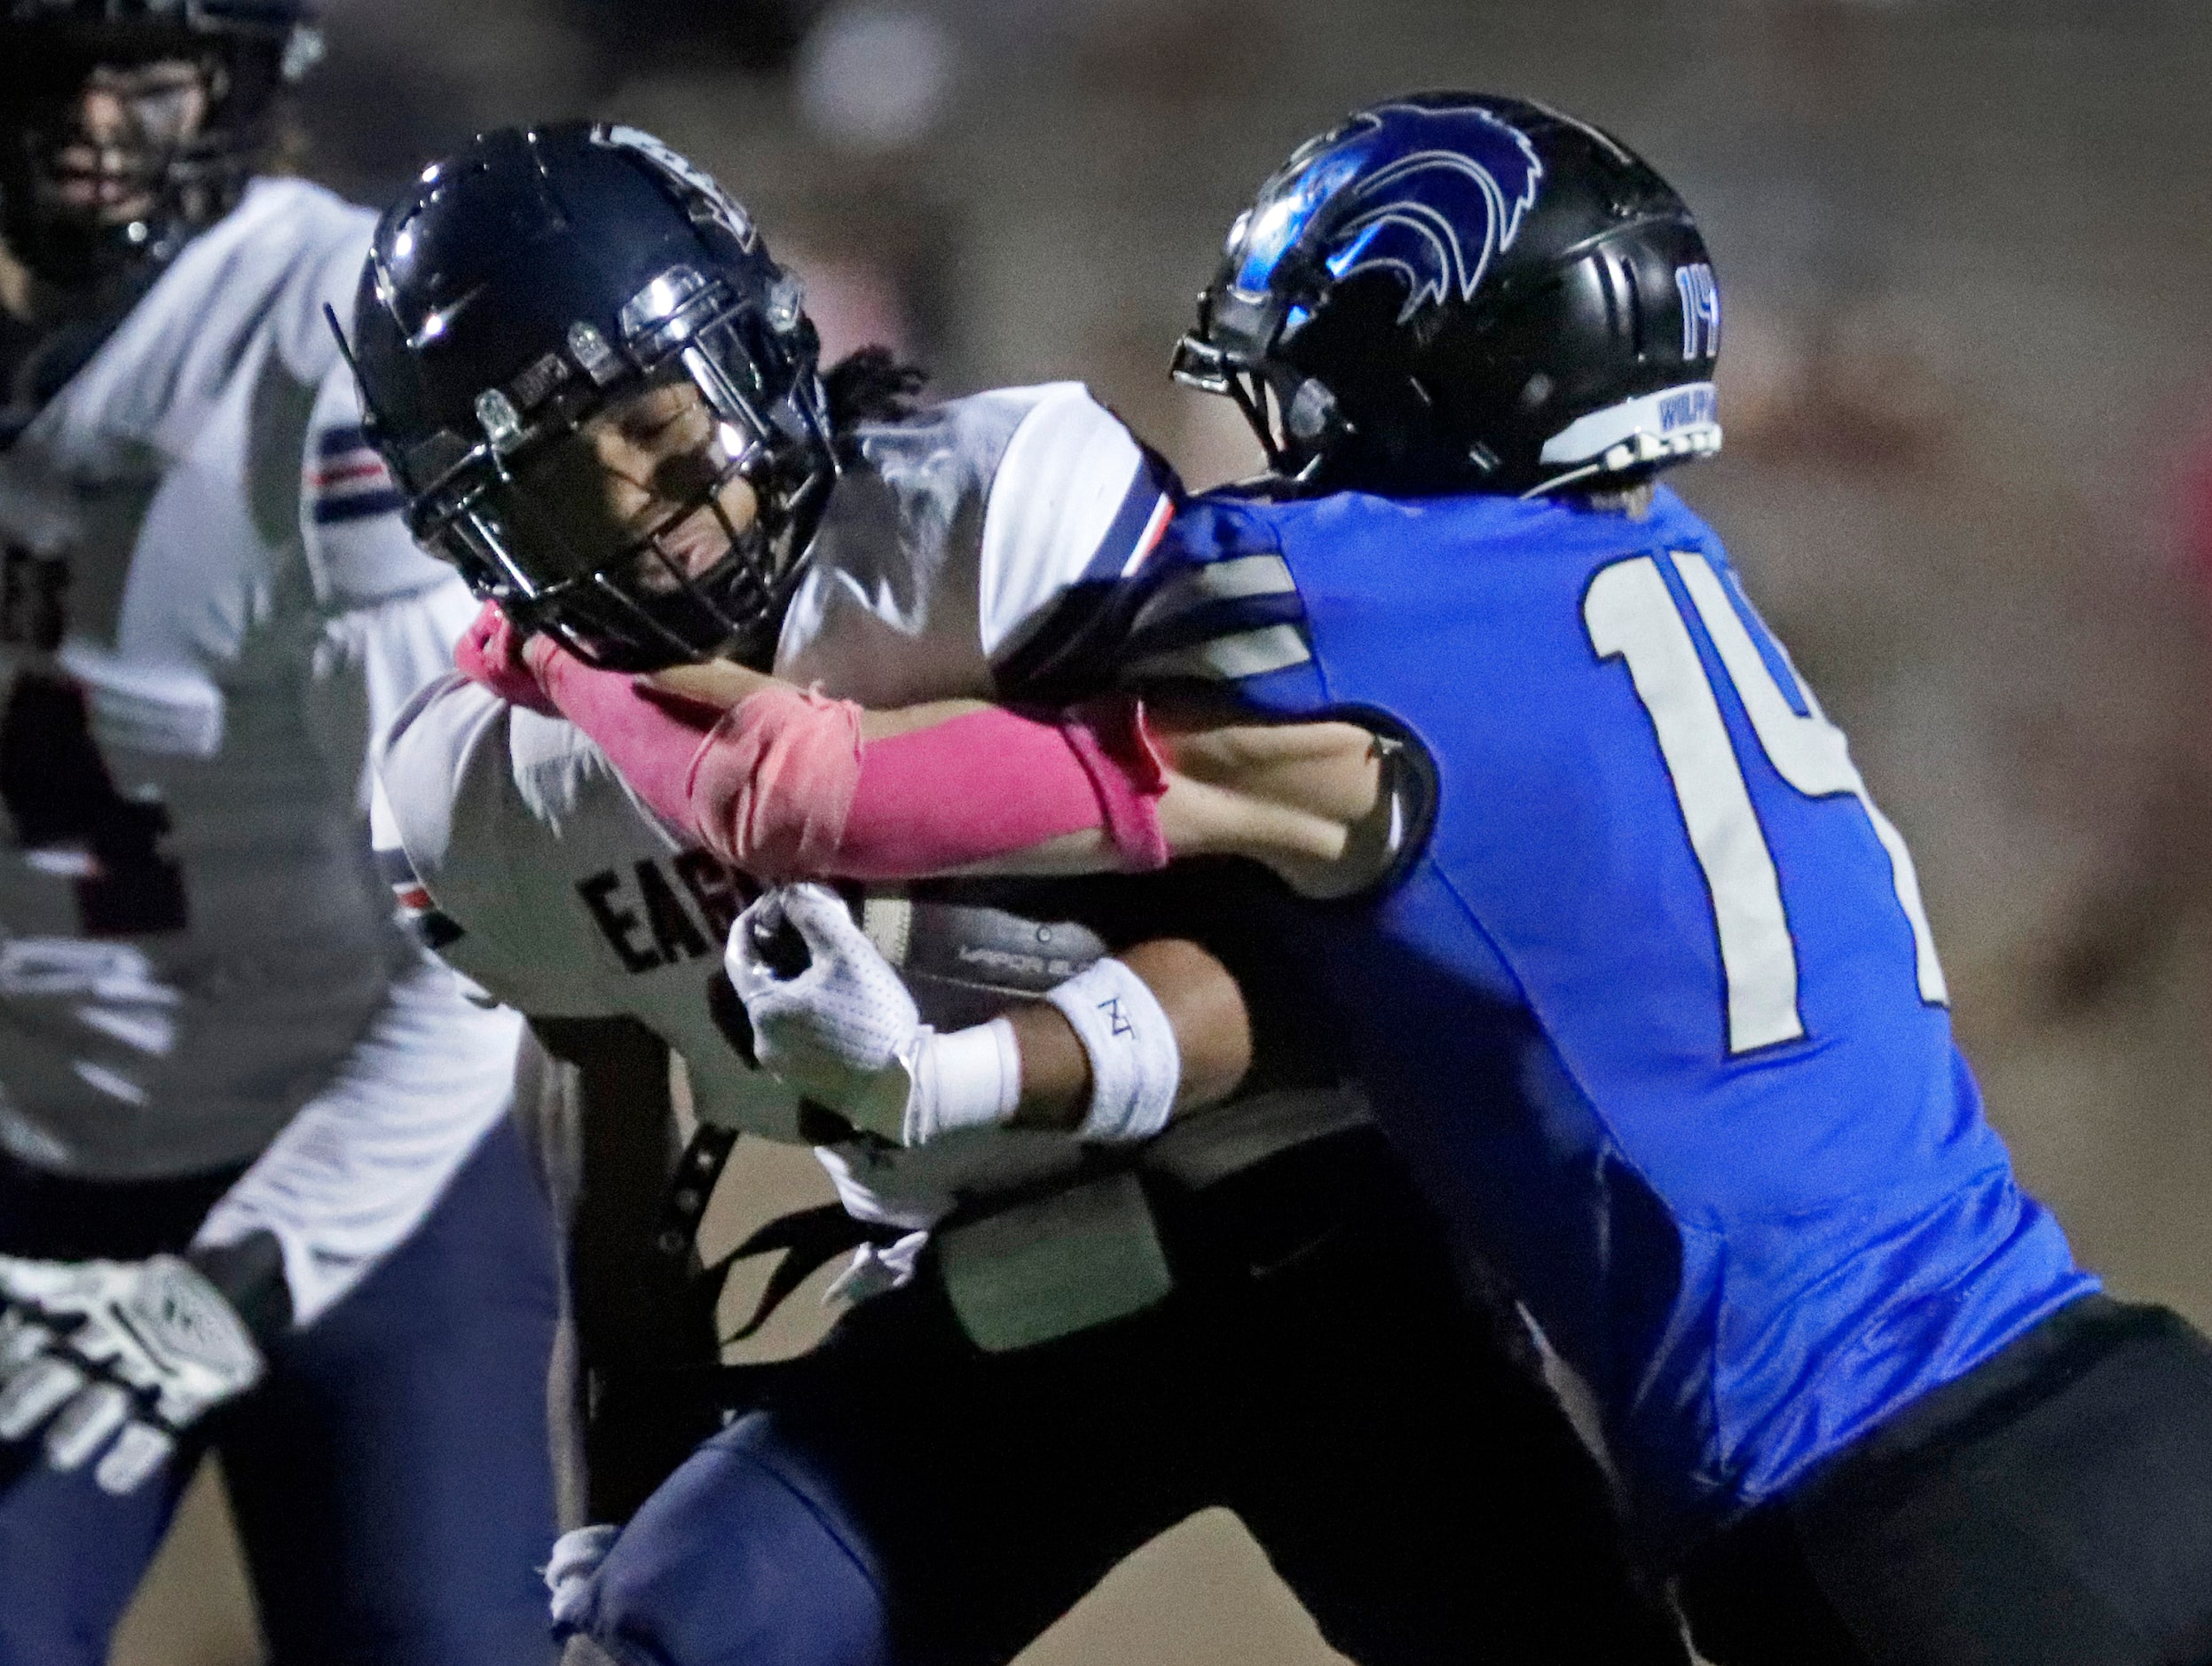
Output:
[1172, 91, 1722, 497]
[349, 122, 838, 672]
[0, 0, 323, 287]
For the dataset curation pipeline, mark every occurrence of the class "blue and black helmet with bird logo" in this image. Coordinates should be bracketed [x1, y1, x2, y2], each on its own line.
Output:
[1174, 92, 1722, 497]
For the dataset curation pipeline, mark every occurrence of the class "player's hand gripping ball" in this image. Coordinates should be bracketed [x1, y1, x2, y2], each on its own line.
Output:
[727, 884, 921, 1143]
[0, 1253, 264, 1494]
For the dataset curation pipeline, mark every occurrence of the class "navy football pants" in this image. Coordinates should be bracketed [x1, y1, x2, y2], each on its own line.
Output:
[568, 1130, 1690, 1666]
[0, 1116, 563, 1666]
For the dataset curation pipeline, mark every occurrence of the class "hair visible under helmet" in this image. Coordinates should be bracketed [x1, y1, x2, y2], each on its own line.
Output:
[0, 0, 322, 291]
[821, 343, 927, 450]
[1172, 91, 1723, 499]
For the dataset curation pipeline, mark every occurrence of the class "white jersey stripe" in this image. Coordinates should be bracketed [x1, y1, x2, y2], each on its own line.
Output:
[1127, 553, 1297, 639]
[1122, 623, 1314, 683]
[1120, 494, 1177, 578]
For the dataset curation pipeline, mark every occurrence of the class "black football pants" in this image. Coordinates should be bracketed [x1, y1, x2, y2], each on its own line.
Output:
[1681, 1294, 2212, 1666]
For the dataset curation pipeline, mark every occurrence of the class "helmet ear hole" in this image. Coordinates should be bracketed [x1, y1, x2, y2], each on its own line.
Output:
[1285, 378, 1344, 447]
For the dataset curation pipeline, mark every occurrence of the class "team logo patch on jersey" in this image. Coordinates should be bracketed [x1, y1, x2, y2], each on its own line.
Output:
[310, 426, 406, 526]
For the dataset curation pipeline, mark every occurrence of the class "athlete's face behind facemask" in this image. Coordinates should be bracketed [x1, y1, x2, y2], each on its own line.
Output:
[40, 58, 214, 231]
[520, 374, 764, 604]
[7, 49, 218, 279]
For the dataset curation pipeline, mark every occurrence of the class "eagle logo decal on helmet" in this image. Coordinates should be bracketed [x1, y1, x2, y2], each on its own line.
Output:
[1320, 103, 1545, 323]
[592, 124, 758, 252]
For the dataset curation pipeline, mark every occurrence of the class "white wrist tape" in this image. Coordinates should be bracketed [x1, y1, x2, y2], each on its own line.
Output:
[1044, 957, 1181, 1143]
[901, 1018, 1022, 1145]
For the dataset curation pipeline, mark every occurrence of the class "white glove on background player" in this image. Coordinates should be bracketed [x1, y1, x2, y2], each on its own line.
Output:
[728, 884, 1020, 1146]
[0, 1253, 264, 1494]
[728, 884, 1182, 1149]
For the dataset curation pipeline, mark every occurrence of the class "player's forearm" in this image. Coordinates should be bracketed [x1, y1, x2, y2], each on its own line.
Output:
[1003, 938, 1253, 1134]
[514, 632, 1382, 892]
[534, 648, 1172, 878]
[736, 889, 1251, 1149]
[904, 729, 1382, 903]
[665, 680, 1379, 892]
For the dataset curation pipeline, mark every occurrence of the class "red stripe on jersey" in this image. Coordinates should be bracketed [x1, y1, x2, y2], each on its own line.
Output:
[313, 460, 391, 489]
[1125, 496, 1176, 575]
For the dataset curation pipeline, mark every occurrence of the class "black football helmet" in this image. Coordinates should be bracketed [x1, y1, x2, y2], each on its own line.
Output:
[1172, 92, 1722, 497]
[347, 123, 838, 672]
[0, 0, 322, 288]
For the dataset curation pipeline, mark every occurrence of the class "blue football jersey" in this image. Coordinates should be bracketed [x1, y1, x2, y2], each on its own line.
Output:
[1117, 483, 2095, 1542]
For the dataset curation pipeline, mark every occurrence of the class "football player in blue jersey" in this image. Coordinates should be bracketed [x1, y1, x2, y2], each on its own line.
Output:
[529, 96, 2212, 1665]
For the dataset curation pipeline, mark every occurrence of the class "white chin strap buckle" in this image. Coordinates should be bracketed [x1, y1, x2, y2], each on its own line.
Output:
[1535, 382, 1724, 493]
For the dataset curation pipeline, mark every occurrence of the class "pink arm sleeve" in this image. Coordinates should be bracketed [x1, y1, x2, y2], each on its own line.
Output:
[828, 697, 1169, 882]
[453, 612, 1167, 882]
[686, 689, 1169, 882]
[453, 601, 558, 716]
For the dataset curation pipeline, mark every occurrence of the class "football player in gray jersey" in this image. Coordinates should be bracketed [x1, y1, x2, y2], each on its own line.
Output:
[0, 10, 560, 1662]
[361, 124, 1689, 1665]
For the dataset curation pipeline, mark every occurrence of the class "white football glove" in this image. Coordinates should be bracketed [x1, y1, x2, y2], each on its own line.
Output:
[727, 884, 925, 1142]
[0, 1253, 264, 1494]
[728, 884, 1019, 1146]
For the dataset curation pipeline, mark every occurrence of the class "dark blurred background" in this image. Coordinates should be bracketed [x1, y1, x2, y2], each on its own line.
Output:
[113, 1, 2212, 1658]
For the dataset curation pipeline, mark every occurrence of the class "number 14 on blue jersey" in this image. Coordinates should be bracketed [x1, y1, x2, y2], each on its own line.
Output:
[1583, 551, 1947, 1055]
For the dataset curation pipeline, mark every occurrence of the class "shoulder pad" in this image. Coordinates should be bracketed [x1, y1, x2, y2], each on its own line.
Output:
[12, 179, 374, 481]
[376, 677, 634, 1018]
[375, 672, 506, 899]
[846, 383, 1067, 486]
[980, 384, 1174, 664]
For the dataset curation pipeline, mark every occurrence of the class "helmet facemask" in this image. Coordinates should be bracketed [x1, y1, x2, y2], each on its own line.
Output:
[1172, 269, 1387, 490]
[1170, 123, 1397, 486]
[398, 263, 837, 673]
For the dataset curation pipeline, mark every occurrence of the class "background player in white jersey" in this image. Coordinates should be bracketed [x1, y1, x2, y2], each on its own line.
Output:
[362, 124, 1690, 1665]
[0, 8, 561, 1662]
